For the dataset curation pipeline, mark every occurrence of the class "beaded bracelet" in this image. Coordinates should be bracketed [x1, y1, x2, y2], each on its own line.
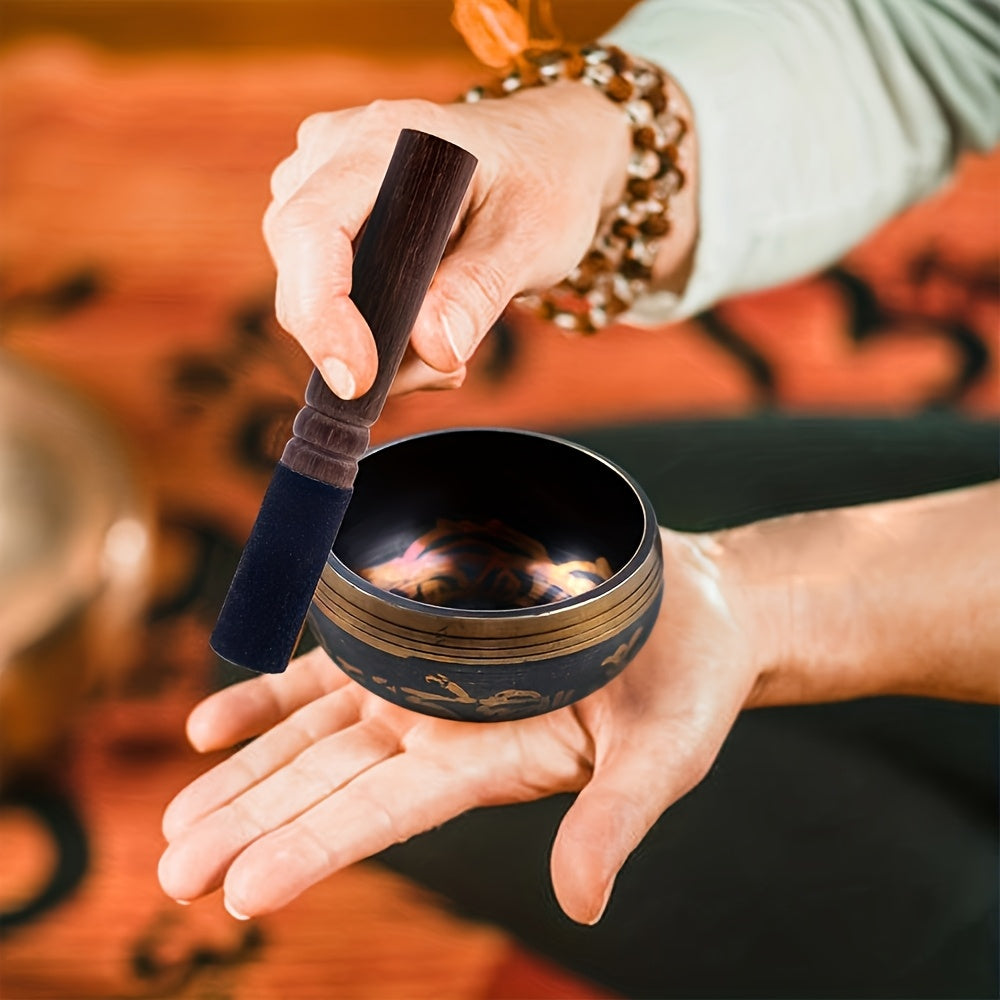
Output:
[462, 44, 686, 333]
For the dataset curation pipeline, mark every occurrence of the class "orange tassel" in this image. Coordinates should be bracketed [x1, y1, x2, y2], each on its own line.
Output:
[451, 0, 531, 68]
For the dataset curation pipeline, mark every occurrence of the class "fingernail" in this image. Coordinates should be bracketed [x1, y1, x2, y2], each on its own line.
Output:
[439, 313, 470, 364]
[586, 882, 615, 926]
[175, 899, 192, 907]
[224, 896, 251, 921]
[321, 357, 356, 399]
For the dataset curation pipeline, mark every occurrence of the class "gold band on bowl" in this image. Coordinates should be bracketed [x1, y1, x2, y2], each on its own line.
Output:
[313, 540, 663, 665]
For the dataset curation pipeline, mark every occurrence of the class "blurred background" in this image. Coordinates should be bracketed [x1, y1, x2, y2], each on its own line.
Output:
[0, 2, 996, 998]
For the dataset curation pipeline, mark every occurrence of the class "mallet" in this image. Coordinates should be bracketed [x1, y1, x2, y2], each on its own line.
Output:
[211, 129, 477, 673]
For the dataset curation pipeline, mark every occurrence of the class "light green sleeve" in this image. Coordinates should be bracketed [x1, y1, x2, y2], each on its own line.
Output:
[602, 0, 1000, 321]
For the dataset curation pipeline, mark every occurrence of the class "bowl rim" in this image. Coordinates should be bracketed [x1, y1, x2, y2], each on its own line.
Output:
[326, 426, 659, 621]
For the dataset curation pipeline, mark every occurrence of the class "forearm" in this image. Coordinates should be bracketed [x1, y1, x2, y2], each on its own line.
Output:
[715, 481, 1000, 706]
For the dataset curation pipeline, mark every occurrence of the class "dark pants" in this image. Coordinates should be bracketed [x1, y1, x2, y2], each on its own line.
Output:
[379, 417, 999, 1000]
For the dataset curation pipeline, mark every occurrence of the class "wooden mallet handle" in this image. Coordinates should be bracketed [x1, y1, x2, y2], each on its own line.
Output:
[211, 129, 477, 673]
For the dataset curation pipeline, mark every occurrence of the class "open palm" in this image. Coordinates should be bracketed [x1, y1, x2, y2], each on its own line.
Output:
[159, 528, 764, 925]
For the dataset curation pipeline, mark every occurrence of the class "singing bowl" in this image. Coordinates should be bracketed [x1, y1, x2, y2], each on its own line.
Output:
[307, 428, 663, 722]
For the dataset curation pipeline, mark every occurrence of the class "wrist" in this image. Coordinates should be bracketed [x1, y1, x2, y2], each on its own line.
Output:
[649, 72, 698, 296]
[712, 489, 1000, 708]
[501, 79, 633, 215]
[462, 44, 698, 329]
[514, 69, 699, 308]
[682, 484, 1000, 711]
[709, 509, 881, 709]
[703, 525, 799, 708]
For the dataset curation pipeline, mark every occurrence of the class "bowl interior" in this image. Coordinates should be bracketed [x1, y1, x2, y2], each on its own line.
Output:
[333, 430, 645, 612]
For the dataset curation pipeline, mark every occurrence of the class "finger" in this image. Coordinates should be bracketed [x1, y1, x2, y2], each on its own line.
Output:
[550, 716, 730, 926]
[269, 150, 308, 207]
[407, 216, 523, 374]
[186, 647, 350, 754]
[268, 129, 322, 208]
[163, 680, 362, 841]
[264, 159, 385, 398]
[221, 745, 494, 918]
[159, 717, 400, 902]
[389, 351, 466, 396]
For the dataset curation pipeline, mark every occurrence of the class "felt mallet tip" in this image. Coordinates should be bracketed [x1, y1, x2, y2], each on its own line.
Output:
[210, 463, 352, 674]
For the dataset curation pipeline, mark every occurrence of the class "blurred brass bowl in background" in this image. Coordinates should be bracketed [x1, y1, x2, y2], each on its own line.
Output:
[0, 352, 152, 781]
[308, 428, 663, 722]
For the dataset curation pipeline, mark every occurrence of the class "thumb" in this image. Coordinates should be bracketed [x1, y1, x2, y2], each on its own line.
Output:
[550, 735, 713, 925]
[409, 223, 523, 374]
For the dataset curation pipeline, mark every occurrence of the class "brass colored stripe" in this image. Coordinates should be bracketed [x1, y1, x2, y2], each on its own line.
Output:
[313, 556, 660, 657]
[314, 552, 660, 650]
[311, 586, 658, 665]
[311, 567, 662, 664]
[316, 544, 661, 640]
